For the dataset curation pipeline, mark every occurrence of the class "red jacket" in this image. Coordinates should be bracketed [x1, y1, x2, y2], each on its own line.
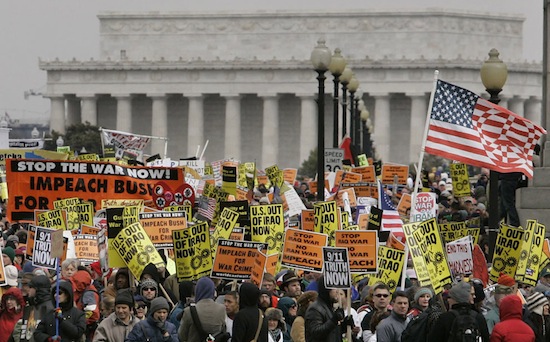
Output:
[71, 270, 100, 325]
[0, 287, 25, 342]
[490, 295, 535, 342]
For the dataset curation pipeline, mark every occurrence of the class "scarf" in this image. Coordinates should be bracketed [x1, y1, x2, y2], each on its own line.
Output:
[269, 328, 282, 342]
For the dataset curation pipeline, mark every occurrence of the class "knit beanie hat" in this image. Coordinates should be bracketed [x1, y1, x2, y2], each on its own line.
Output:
[194, 276, 215, 302]
[149, 297, 169, 315]
[527, 292, 548, 316]
[414, 287, 433, 302]
[90, 261, 102, 276]
[449, 281, 471, 303]
[140, 278, 158, 295]
[2, 246, 15, 263]
[115, 289, 135, 308]
[497, 273, 516, 287]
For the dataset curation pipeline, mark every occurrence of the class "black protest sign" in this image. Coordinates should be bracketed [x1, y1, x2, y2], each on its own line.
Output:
[368, 206, 382, 231]
[322, 246, 351, 289]
[32, 227, 58, 270]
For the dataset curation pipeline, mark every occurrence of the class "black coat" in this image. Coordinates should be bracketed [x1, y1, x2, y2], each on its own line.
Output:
[426, 302, 489, 342]
[232, 283, 268, 342]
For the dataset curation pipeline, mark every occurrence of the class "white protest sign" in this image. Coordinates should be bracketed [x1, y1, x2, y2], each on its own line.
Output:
[446, 236, 474, 281]
[410, 192, 437, 223]
[180, 160, 206, 177]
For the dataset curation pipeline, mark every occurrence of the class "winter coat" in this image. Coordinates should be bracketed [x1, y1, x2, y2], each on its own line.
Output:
[0, 287, 26, 342]
[232, 283, 268, 342]
[290, 316, 305, 342]
[427, 302, 490, 342]
[33, 281, 86, 342]
[92, 312, 141, 342]
[125, 315, 178, 342]
[304, 279, 342, 342]
[375, 310, 407, 342]
[178, 299, 226, 342]
[490, 296, 534, 342]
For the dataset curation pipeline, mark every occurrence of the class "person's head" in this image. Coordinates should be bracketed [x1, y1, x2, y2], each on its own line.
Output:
[494, 285, 514, 307]
[448, 281, 473, 306]
[140, 278, 158, 301]
[134, 295, 148, 319]
[527, 292, 550, 317]
[14, 247, 25, 265]
[296, 291, 318, 317]
[20, 272, 34, 297]
[52, 281, 74, 309]
[1, 287, 24, 313]
[372, 283, 391, 311]
[179, 281, 194, 304]
[149, 297, 170, 322]
[114, 289, 135, 322]
[195, 276, 216, 302]
[89, 261, 102, 280]
[414, 287, 433, 310]
[259, 289, 272, 310]
[2, 246, 15, 266]
[3, 265, 18, 287]
[239, 282, 261, 309]
[61, 258, 80, 279]
[281, 271, 302, 298]
[277, 296, 297, 325]
[265, 307, 286, 332]
[392, 291, 409, 316]
[497, 273, 517, 293]
[115, 268, 130, 290]
[101, 295, 115, 318]
[224, 291, 239, 317]
[262, 273, 277, 293]
[316, 275, 339, 305]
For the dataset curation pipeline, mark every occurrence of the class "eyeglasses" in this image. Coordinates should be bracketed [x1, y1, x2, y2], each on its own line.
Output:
[374, 293, 389, 298]
[143, 287, 156, 291]
[290, 304, 297, 309]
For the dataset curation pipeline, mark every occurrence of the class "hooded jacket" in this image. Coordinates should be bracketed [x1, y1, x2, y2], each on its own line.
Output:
[490, 296, 535, 342]
[277, 297, 296, 342]
[0, 287, 25, 342]
[304, 276, 342, 342]
[71, 270, 100, 325]
[33, 280, 86, 342]
[232, 283, 268, 342]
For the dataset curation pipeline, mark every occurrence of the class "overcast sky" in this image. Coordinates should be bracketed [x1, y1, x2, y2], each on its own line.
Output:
[0, 0, 543, 123]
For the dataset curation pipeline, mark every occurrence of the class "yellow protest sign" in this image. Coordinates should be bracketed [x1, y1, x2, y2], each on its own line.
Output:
[139, 211, 187, 248]
[36, 209, 68, 230]
[314, 201, 339, 246]
[123, 205, 140, 227]
[74, 234, 99, 264]
[212, 239, 267, 280]
[440, 228, 480, 245]
[340, 211, 350, 230]
[238, 162, 256, 188]
[112, 222, 165, 279]
[514, 220, 536, 282]
[172, 222, 212, 281]
[490, 224, 524, 283]
[281, 228, 327, 273]
[211, 208, 240, 257]
[77, 153, 100, 161]
[357, 154, 368, 166]
[449, 163, 471, 198]
[335, 230, 377, 273]
[368, 246, 405, 292]
[101, 199, 144, 208]
[412, 218, 452, 293]
[250, 204, 285, 254]
[221, 162, 238, 196]
[523, 221, 546, 286]
[265, 165, 284, 188]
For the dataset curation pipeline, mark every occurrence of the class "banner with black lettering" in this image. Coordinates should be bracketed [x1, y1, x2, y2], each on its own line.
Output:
[367, 246, 405, 292]
[402, 223, 431, 287]
[139, 211, 187, 248]
[322, 247, 351, 289]
[314, 201, 339, 246]
[211, 239, 267, 280]
[74, 234, 99, 265]
[32, 227, 58, 270]
[446, 236, 473, 282]
[172, 221, 212, 281]
[519, 220, 546, 286]
[335, 230, 378, 273]
[250, 204, 285, 254]
[490, 224, 524, 283]
[281, 228, 327, 273]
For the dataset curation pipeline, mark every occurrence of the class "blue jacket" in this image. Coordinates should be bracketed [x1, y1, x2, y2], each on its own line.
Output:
[125, 315, 178, 342]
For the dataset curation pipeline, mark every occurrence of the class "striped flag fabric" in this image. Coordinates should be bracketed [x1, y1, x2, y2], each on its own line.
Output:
[426, 80, 545, 178]
[378, 181, 404, 234]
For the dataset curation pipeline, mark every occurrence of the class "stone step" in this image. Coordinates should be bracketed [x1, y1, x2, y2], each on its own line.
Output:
[532, 167, 550, 187]
[517, 187, 550, 209]
[517, 208, 550, 231]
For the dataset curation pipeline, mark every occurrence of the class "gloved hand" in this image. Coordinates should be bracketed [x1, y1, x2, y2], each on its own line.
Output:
[343, 315, 355, 328]
[156, 320, 166, 331]
[54, 308, 63, 320]
[332, 308, 345, 323]
[47, 335, 61, 342]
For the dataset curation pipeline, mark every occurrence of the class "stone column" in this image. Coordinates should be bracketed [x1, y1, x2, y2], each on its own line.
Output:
[407, 93, 428, 164]
[525, 96, 542, 126]
[508, 96, 525, 117]
[187, 94, 204, 157]
[260, 94, 279, 168]
[298, 94, 317, 164]
[372, 94, 391, 161]
[498, 95, 509, 110]
[79, 95, 97, 126]
[114, 95, 132, 133]
[47, 95, 66, 134]
[149, 94, 168, 157]
[222, 94, 242, 160]
[66, 96, 81, 127]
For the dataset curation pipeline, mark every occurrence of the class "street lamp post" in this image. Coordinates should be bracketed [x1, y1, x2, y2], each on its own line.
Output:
[347, 77, 359, 146]
[355, 90, 364, 149]
[329, 49, 347, 148]
[480, 48, 508, 263]
[339, 67, 353, 138]
[311, 39, 332, 201]
[360, 108, 371, 156]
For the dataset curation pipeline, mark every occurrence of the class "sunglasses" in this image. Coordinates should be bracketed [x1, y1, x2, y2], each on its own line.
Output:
[374, 293, 390, 298]
[137, 304, 147, 309]
[290, 304, 297, 309]
[143, 287, 156, 291]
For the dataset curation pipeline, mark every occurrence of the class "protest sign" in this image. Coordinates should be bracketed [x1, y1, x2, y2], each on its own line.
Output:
[106, 207, 126, 268]
[413, 218, 452, 293]
[266, 253, 279, 277]
[523, 221, 546, 286]
[490, 224, 524, 282]
[283, 168, 297, 185]
[180, 160, 206, 177]
[53, 197, 82, 231]
[0, 149, 68, 167]
[36, 209, 68, 230]
[32, 227, 58, 270]
[357, 213, 369, 230]
[220, 200, 249, 227]
[211, 239, 267, 280]
[101, 199, 144, 209]
[280, 186, 307, 218]
[472, 244, 489, 286]
[6, 159, 189, 221]
[250, 250, 267, 288]
[73, 234, 99, 264]
[446, 236, 474, 281]
[172, 222, 212, 281]
[387, 232, 406, 251]
[139, 211, 187, 248]
[221, 162, 238, 196]
[281, 228, 327, 272]
[367, 206, 382, 231]
[163, 204, 193, 220]
[515, 220, 536, 282]
[301, 210, 314, 231]
[314, 201, 339, 246]
[0, 260, 5, 286]
[397, 193, 411, 217]
[410, 192, 437, 223]
[340, 183, 377, 198]
[112, 222, 165, 279]
[440, 228, 480, 245]
[381, 164, 408, 185]
[211, 208, 240, 257]
[351, 166, 376, 183]
[368, 246, 405, 292]
[322, 247, 351, 289]
[340, 211, 350, 230]
[250, 204, 285, 254]
[450, 163, 471, 198]
[335, 230, 377, 273]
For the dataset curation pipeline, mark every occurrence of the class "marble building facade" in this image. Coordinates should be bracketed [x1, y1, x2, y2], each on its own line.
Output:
[39, 9, 542, 169]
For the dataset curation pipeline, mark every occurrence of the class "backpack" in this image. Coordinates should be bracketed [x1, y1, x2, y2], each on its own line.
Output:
[448, 308, 482, 342]
[401, 304, 442, 342]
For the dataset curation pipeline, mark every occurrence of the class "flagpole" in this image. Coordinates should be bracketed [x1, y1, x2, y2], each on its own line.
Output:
[411, 70, 440, 218]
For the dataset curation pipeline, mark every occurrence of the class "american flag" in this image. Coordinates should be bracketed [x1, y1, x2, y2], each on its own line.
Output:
[378, 182, 404, 234]
[197, 196, 216, 221]
[426, 80, 545, 178]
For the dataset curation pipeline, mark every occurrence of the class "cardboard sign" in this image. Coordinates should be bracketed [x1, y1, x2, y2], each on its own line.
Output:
[314, 201, 339, 246]
[250, 204, 285, 254]
[522, 221, 546, 286]
[281, 228, 327, 272]
[250, 249, 268, 288]
[410, 192, 437, 223]
[340, 183, 378, 198]
[283, 168, 298, 185]
[367, 206, 382, 231]
[211, 239, 267, 280]
[266, 253, 279, 277]
[164, 205, 193, 220]
[440, 228, 480, 245]
[53, 197, 82, 231]
[74, 234, 99, 264]
[301, 210, 314, 231]
[220, 200, 250, 227]
[139, 211, 187, 248]
[172, 222, 212, 281]
[265, 165, 284, 188]
[351, 166, 376, 183]
[32, 227, 58, 270]
[322, 247, 351, 289]
[112, 222, 165, 279]
[335, 230, 377, 273]
[402, 223, 434, 289]
[446, 236, 473, 281]
[397, 193, 411, 217]
[221, 163, 238, 196]
[211, 208, 241, 258]
[106, 207, 125, 268]
[449, 163, 471, 198]
[6, 160, 188, 221]
[381, 164, 408, 185]
[490, 224, 524, 282]
[336, 188, 357, 209]
[36, 209, 68, 230]
[368, 246, 405, 292]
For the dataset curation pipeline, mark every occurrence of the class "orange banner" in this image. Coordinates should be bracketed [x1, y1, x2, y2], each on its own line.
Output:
[211, 239, 267, 280]
[139, 211, 187, 248]
[335, 230, 378, 273]
[281, 228, 327, 272]
[6, 159, 189, 222]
